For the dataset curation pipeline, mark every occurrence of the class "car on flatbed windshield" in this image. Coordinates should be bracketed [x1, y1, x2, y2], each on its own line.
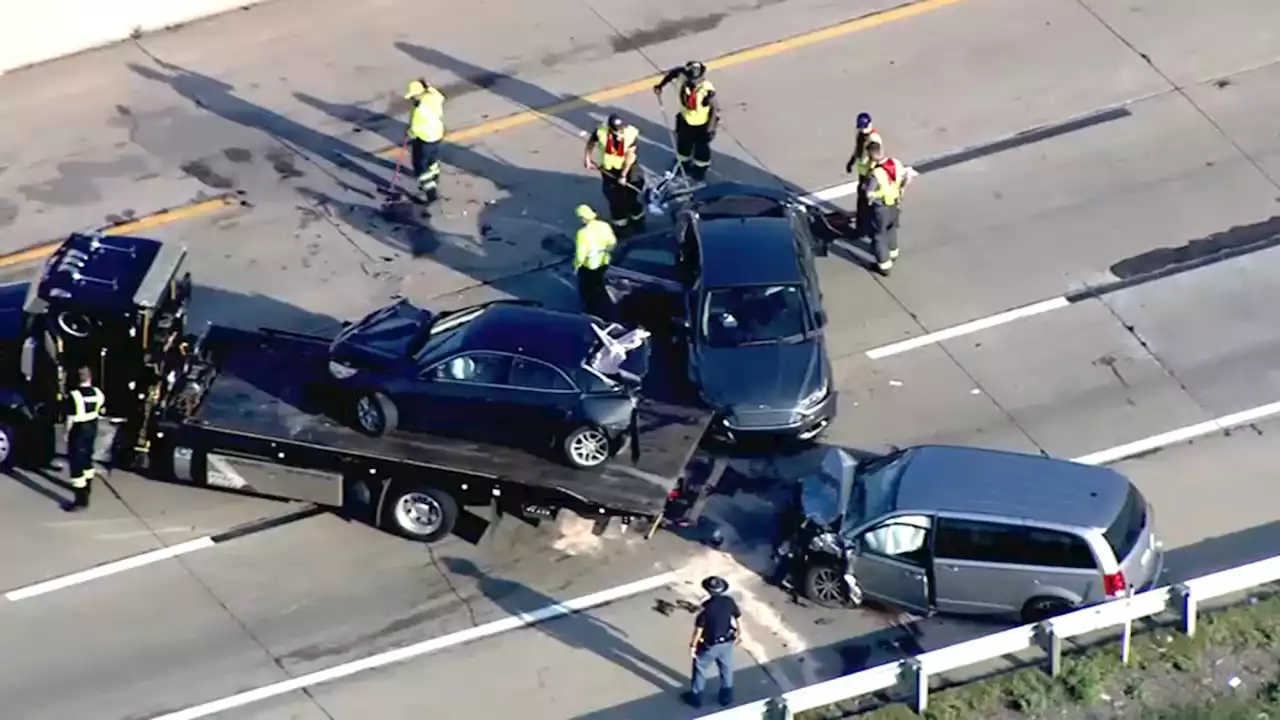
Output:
[326, 299, 652, 469]
[605, 182, 837, 445]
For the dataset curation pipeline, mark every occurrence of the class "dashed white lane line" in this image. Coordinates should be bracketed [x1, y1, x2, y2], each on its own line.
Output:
[1071, 400, 1280, 466]
[150, 571, 679, 720]
[864, 296, 1071, 360]
[4, 537, 215, 602]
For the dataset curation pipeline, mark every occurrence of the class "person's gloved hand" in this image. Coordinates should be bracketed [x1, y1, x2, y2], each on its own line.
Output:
[652, 85, 663, 96]
[845, 158, 855, 174]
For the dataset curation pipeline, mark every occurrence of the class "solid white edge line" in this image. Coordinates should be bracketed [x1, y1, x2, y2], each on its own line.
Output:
[150, 569, 681, 720]
[865, 296, 1071, 360]
[1071, 400, 1280, 466]
[4, 536, 217, 602]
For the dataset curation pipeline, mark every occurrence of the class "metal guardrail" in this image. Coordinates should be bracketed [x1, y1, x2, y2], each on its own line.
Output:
[696, 554, 1280, 719]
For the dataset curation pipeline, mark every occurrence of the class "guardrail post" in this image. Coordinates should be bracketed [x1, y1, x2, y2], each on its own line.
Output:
[1174, 583, 1197, 638]
[906, 657, 928, 714]
[761, 696, 791, 720]
[1037, 621, 1064, 678]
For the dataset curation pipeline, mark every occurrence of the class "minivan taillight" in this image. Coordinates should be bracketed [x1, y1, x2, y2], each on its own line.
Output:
[1103, 571, 1127, 598]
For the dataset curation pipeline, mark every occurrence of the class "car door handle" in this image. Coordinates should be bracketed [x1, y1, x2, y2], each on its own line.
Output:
[939, 565, 961, 572]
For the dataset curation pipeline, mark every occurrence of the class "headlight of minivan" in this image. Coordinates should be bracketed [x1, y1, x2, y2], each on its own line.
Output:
[797, 377, 830, 411]
[328, 360, 358, 379]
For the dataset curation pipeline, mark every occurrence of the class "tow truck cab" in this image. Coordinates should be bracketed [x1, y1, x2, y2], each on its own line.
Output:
[0, 232, 191, 468]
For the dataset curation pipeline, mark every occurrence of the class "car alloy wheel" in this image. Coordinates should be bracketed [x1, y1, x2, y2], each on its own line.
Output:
[567, 428, 611, 468]
[394, 491, 445, 538]
[356, 395, 384, 434]
[804, 563, 855, 608]
[0, 423, 12, 468]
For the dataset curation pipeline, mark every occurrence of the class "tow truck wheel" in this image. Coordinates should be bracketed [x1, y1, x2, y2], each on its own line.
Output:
[381, 484, 458, 543]
[563, 426, 613, 469]
[0, 421, 15, 470]
[354, 392, 398, 437]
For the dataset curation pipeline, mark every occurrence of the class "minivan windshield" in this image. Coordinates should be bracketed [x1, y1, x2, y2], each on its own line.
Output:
[702, 284, 809, 347]
[1103, 484, 1148, 560]
[841, 450, 911, 534]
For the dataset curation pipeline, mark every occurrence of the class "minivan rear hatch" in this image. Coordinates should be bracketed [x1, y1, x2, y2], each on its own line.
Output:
[1103, 484, 1162, 595]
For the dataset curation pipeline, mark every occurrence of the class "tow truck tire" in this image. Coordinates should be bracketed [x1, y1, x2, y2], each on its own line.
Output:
[354, 391, 398, 437]
[380, 483, 458, 543]
[0, 421, 15, 470]
[562, 425, 614, 469]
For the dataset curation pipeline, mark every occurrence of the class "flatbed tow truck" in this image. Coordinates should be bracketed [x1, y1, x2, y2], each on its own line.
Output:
[0, 232, 716, 543]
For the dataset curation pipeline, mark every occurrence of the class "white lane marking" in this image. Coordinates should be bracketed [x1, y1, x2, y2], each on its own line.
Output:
[864, 296, 1071, 360]
[151, 571, 679, 720]
[4, 536, 216, 602]
[1071, 400, 1280, 466]
[804, 180, 859, 203]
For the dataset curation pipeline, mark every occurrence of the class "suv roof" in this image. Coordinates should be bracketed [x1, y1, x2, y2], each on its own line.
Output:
[892, 445, 1131, 530]
[697, 216, 804, 288]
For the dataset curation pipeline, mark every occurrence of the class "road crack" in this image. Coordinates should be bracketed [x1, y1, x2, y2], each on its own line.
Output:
[426, 545, 480, 629]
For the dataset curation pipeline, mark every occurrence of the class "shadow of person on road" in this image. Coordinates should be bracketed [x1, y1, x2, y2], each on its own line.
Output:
[127, 59, 394, 191]
[443, 556, 689, 692]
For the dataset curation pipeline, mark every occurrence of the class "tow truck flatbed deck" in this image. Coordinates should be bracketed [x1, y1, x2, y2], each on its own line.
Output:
[172, 325, 713, 517]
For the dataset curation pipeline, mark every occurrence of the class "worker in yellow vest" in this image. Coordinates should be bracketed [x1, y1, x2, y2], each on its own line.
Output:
[584, 114, 647, 236]
[63, 366, 105, 512]
[844, 112, 883, 180]
[857, 141, 908, 276]
[653, 60, 719, 182]
[573, 205, 618, 317]
[404, 78, 446, 202]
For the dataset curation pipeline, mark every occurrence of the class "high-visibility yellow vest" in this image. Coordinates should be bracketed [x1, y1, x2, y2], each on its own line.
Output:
[595, 126, 639, 171]
[575, 220, 618, 270]
[853, 128, 883, 178]
[69, 386, 105, 423]
[867, 160, 902, 207]
[409, 88, 446, 142]
[679, 81, 716, 126]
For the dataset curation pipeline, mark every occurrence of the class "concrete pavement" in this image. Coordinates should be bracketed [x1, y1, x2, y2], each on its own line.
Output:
[2, 0, 1280, 718]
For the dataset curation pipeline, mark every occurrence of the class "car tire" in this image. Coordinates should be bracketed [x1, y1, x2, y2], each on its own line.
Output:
[379, 483, 459, 543]
[1021, 596, 1073, 624]
[804, 560, 854, 608]
[354, 391, 398, 437]
[562, 425, 614, 469]
[0, 420, 16, 470]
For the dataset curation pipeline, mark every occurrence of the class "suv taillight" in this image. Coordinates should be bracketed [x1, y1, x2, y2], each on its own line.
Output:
[1103, 571, 1127, 598]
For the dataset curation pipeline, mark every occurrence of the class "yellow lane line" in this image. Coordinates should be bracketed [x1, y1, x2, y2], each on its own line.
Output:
[376, 0, 965, 156]
[0, 194, 236, 269]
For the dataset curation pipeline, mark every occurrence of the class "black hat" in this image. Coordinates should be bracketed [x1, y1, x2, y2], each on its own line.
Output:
[702, 575, 728, 595]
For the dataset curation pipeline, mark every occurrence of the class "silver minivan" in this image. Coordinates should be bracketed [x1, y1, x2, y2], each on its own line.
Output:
[775, 445, 1165, 623]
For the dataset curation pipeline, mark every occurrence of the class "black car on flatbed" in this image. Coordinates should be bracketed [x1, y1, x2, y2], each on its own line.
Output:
[0, 232, 713, 543]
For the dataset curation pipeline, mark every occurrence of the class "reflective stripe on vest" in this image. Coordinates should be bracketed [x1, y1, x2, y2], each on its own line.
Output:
[868, 161, 902, 206]
[575, 220, 617, 270]
[853, 128, 883, 178]
[679, 81, 715, 126]
[409, 89, 446, 142]
[596, 126, 639, 171]
[70, 387, 105, 423]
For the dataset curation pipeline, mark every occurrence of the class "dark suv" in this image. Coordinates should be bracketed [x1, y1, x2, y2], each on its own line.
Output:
[604, 182, 836, 444]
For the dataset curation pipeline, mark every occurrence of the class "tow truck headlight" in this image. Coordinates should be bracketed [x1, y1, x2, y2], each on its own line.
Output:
[328, 360, 358, 379]
[798, 377, 830, 412]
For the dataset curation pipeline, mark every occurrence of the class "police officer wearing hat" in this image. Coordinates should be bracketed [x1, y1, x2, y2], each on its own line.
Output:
[687, 575, 741, 708]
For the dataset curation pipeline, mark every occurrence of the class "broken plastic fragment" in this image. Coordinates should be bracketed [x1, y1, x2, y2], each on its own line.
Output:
[888, 379, 903, 387]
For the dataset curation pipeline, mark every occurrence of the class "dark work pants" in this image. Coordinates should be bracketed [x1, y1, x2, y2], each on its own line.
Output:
[67, 423, 97, 509]
[410, 138, 442, 198]
[675, 116, 713, 181]
[860, 203, 901, 270]
[600, 167, 646, 235]
[691, 641, 735, 700]
[576, 266, 611, 319]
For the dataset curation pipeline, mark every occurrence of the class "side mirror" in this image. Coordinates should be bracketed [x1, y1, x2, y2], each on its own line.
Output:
[812, 310, 827, 328]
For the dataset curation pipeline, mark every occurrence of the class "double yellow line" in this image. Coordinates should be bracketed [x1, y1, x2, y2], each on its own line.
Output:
[0, 0, 963, 268]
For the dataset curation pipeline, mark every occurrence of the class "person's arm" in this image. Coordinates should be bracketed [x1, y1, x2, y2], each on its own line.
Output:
[705, 92, 721, 135]
[690, 612, 706, 656]
[730, 600, 743, 644]
[583, 133, 599, 170]
[653, 67, 683, 94]
[573, 231, 587, 270]
[621, 139, 638, 178]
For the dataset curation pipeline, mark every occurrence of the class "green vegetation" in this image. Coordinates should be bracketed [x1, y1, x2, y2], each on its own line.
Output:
[796, 587, 1280, 720]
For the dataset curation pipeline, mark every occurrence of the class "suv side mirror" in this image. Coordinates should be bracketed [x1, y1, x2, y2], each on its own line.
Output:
[812, 310, 827, 328]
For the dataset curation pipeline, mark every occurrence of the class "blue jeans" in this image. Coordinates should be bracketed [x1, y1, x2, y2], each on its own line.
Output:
[691, 641, 734, 695]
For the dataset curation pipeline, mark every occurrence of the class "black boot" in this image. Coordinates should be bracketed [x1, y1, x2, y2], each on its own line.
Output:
[718, 687, 734, 707]
[682, 692, 702, 708]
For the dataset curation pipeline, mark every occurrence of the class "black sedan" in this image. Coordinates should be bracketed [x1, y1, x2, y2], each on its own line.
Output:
[605, 182, 837, 444]
[325, 298, 652, 469]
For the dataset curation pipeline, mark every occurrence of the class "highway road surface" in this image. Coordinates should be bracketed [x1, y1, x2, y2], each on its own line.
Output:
[1, 0, 1279, 718]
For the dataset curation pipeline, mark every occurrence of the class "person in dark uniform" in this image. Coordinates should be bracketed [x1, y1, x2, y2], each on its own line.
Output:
[63, 366, 105, 512]
[687, 575, 741, 708]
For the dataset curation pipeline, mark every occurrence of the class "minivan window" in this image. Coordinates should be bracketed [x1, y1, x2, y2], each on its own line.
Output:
[934, 519, 1095, 568]
[1104, 484, 1148, 561]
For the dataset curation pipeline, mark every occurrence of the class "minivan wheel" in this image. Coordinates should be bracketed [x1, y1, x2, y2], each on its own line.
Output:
[804, 562, 853, 608]
[354, 392, 398, 437]
[0, 421, 15, 470]
[563, 426, 613, 469]
[1021, 596, 1073, 624]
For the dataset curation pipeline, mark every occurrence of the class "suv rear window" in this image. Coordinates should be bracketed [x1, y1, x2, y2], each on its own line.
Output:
[1103, 484, 1148, 561]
